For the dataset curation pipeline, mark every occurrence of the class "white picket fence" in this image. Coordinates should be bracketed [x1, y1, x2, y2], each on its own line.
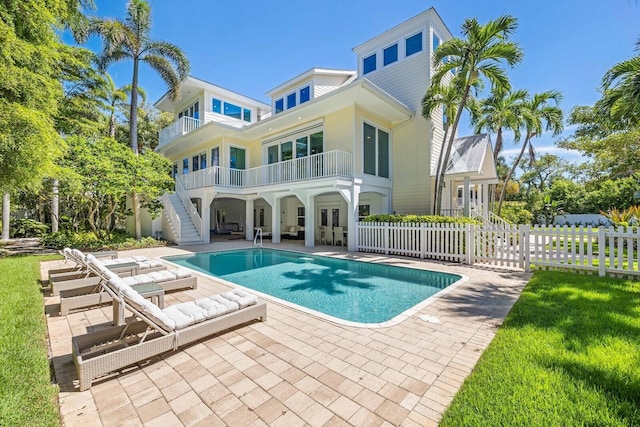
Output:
[356, 222, 640, 278]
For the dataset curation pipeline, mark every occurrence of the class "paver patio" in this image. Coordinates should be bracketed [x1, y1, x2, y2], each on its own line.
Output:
[43, 241, 530, 426]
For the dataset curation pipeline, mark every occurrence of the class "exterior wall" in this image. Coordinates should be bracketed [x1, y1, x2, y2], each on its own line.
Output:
[313, 75, 351, 98]
[353, 108, 393, 176]
[390, 117, 432, 215]
[323, 107, 355, 153]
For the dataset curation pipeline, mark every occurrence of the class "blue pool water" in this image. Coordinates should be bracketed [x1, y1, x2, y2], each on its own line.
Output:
[164, 248, 461, 324]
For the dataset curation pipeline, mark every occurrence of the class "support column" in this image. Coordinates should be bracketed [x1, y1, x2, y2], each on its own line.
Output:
[271, 197, 281, 244]
[304, 195, 315, 248]
[201, 193, 213, 244]
[482, 184, 489, 219]
[347, 185, 359, 251]
[245, 199, 254, 241]
[463, 176, 471, 217]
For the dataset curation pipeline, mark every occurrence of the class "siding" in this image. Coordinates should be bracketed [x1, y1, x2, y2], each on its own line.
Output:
[313, 75, 351, 98]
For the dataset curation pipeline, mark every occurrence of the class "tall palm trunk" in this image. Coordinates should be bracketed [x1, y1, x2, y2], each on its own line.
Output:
[433, 126, 450, 214]
[51, 179, 59, 232]
[2, 193, 10, 241]
[435, 83, 472, 215]
[130, 59, 139, 154]
[497, 133, 531, 215]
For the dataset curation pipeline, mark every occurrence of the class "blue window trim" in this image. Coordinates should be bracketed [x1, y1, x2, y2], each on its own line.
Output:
[363, 53, 377, 75]
[300, 86, 310, 104]
[405, 32, 423, 57]
[275, 98, 284, 114]
[383, 44, 398, 66]
[286, 92, 296, 109]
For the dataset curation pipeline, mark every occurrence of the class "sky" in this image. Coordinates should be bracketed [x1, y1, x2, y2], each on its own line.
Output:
[80, 0, 640, 164]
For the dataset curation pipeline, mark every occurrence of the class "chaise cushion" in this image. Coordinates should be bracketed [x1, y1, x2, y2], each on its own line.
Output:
[222, 290, 258, 308]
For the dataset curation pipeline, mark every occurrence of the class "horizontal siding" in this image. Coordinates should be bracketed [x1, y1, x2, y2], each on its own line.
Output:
[314, 75, 350, 98]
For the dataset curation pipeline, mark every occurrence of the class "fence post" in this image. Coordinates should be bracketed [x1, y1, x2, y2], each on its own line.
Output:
[598, 226, 606, 277]
[384, 222, 389, 255]
[466, 224, 474, 265]
[420, 222, 426, 259]
[520, 224, 530, 271]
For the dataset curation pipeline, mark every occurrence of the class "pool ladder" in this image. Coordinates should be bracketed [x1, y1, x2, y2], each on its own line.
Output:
[254, 228, 263, 247]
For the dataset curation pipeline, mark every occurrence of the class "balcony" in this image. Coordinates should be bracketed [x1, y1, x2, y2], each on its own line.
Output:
[158, 116, 201, 147]
[181, 150, 353, 190]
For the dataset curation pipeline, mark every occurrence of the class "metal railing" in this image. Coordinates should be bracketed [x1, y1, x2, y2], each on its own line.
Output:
[181, 150, 354, 190]
[158, 116, 201, 147]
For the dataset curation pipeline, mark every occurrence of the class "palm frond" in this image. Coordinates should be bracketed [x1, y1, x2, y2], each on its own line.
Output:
[143, 55, 181, 100]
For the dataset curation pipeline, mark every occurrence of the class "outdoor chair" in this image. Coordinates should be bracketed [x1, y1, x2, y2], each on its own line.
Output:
[50, 249, 167, 296]
[71, 262, 266, 391]
[59, 255, 198, 315]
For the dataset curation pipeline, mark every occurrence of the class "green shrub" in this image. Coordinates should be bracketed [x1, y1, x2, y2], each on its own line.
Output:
[499, 202, 533, 225]
[10, 219, 49, 237]
[361, 213, 479, 224]
[41, 231, 166, 251]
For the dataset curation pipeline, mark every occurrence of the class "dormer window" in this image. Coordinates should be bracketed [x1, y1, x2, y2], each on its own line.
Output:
[405, 32, 423, 57]
[212, 98, 221, 114]
[300, 86, 310, 104]
[211, 97, 252, 122]
[432, 33, 440, 51]
[286, 92, 296, 109]
[383, 44, 398, 66]
[363, 53, 377, 75]
[275, 98, 284, 114]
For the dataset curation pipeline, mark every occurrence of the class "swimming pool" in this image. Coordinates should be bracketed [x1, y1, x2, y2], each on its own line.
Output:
[164, 248, 464, 327]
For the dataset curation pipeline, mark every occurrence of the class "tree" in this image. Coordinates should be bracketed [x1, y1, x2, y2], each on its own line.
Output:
[600, 38, 640, 126]
[81, 0, 190, 153]
[0, 0, 89, 239]
[425, 15, 523, 215]
[471, 87, 527, 161]
[497, 91, 564, 215]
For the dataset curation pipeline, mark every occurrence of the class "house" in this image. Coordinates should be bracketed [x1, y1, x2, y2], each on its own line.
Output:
[150, 7, 498, 250]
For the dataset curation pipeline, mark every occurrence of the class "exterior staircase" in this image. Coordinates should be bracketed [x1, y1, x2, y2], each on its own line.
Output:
[163, 193, 203, 244]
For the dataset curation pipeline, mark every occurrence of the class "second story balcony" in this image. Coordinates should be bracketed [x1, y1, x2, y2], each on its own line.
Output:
[180, 150, 354, 190]
[158, 116, 201, 147]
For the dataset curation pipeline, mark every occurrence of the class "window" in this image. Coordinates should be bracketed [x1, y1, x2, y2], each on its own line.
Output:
[286, 92, 296, 109]
[432, 33, 440, 51]
[192, 153, 206, 171]
[405, 32, 423, 57]
[182, 158, 189, 174]
[383, 44, 398, 66]
[310, 132, 323, 155]
[320, 209, 328, 226]
[363, 123, 390, 178]
[212, 98, 221, 113]
[172, 162, 178, 178]
[181, 100, 199, 119]
[229, 147, 246, 169]
[280, 141, 292, 162]
[363, 53, 377, 74]
[332, 209, 339, 227]
[300, 86, 310, 104]
[243, 108, 251, 122]
[192, 155, 199, 171]
[358, 205, 370, 221]
[210, 147, 219, 167]
[296, 136, 308, 158]
[223, 102, 242, 120]
[275, 98, 284, 114]
[297, 207, 305, 227]
[267, 145, 278, 164]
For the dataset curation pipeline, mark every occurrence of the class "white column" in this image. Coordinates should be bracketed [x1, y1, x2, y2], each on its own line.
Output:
[271, 197, 281, 244]
[347, 185, 359, 251]
[245, 199, 254, 241]
[304, 196, 315, 248]
[482, 184, 489, 218]
[201, 194, 213, 244]
[463, 176, 471, 217]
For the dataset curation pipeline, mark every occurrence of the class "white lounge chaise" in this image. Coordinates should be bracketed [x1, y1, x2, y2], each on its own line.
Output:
[71, 264, 266, 391]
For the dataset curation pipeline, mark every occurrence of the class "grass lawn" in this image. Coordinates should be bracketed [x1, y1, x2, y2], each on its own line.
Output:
[0, 255, 60, 426]
[441, 271, 640, 426]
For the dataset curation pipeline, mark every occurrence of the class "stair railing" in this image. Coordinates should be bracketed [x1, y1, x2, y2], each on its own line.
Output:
[254, 228, 263, 247]
[174, 176, 203, 240]
[162, 193, 181, 242]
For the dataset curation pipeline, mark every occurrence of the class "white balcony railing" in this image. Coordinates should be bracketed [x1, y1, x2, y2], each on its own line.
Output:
[181, 150, 353, 190]
[158, 116, 201, 147]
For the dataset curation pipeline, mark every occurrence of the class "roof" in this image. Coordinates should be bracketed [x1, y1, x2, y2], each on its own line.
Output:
[265, 68, 356, 97]
[445, 134, 493, 175]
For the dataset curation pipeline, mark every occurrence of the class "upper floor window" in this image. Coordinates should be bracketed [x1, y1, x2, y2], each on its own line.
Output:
[286, 92, 296, 109]
[265, 130, 323, 162]
[275, 98, 284, 114]
[405, 32, 423, 57]
[182, 158, 189, 174]
[192, 152, 206, 171]
[210, 147, 220, 167]
[179, 100, 199, 120]
[363, 123, 389, 178]
[432, 33, 440, 51]
[300, 86, 310, 104]
[212, 98, 252, 122]
[363, 53, 377, 75]
[383, 44, 398, 66]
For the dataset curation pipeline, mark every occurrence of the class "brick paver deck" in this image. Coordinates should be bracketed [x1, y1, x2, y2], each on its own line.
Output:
[43, 241, 530, 426]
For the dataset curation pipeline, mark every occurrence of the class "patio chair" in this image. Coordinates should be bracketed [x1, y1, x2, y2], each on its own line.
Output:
[48, 248, 118, 283]
[71, 265, 266, 390]
[51, 249, 167, 296]
[333, 226, 345, 246]
[59, 255, 198, 315]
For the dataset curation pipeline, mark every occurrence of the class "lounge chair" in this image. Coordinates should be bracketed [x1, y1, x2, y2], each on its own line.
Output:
[48, 248, 118, 283]
[59, 256, 198, 315]
[51, 249, 166, 296]
[71, 263, 266, 390]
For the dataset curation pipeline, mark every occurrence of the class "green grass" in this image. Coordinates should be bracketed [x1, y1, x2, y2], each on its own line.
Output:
[441, 271, 640, 426]
[0, 255, 60, 427]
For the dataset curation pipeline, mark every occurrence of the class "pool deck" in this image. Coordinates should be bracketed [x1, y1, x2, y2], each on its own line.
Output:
[44, 241, 530, 426]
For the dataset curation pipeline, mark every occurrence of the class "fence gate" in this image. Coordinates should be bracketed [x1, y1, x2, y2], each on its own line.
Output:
[472, 224, 526, 269]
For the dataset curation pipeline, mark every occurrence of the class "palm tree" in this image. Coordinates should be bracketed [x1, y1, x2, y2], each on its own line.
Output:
[96, 74, 148, 139]
[600, 39, 640, 126]
[426, 15, 523, 215]
[79, 0, 189, 239]
[496, 90, 564, 216]
[471, 87, 528, 161]
[81, 0, 190, 153]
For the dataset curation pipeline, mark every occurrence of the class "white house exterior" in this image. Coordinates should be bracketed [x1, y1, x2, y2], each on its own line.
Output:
[150, 7, 498, 250]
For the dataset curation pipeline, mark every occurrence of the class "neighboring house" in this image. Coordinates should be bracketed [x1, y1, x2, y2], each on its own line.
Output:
[150, 7, 498, 249]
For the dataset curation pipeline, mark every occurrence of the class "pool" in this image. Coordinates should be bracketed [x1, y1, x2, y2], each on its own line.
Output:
[163, 248, 464, 327]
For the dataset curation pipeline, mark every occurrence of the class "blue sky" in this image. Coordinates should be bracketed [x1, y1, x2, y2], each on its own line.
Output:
[84, 0, 640, 163]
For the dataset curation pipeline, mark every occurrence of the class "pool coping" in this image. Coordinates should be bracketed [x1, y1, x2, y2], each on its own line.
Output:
[161, 246, 470, 329]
